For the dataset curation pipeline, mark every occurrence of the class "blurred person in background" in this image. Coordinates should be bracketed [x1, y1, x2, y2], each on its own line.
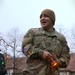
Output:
[0, 49, 7, 75]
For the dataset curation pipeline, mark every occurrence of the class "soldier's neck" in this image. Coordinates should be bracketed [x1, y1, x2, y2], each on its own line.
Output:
[45, 28, 54, 32]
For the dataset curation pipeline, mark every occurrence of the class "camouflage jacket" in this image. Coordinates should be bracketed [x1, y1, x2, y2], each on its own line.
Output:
[22, 28, 70, 75]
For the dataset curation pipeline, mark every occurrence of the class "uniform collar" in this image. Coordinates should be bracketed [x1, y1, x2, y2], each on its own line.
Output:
[41, 28, 57, 36]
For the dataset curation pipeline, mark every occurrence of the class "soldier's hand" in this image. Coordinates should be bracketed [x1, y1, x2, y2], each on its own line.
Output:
[42, 51, 52, 59]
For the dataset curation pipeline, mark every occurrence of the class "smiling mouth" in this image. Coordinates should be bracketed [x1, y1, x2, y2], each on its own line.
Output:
[41, 21, 46, 25]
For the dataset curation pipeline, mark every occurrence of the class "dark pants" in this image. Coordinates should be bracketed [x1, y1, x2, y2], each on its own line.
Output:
[0, 70, 7, 75]
[0, 73, 5, 75]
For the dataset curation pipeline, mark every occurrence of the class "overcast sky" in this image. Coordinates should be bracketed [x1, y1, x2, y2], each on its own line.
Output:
[0, 0, 75, 53]
[0, 0, 75, 33]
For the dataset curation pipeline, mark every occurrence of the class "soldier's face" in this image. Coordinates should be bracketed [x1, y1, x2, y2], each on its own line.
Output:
[40, 14, 53, 30]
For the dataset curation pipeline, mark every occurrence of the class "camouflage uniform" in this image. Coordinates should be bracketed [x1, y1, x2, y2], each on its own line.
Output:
[22, 28, 70, 75]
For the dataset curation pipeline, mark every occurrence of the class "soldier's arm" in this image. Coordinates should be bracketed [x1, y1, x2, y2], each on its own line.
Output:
[22, 28, 44, 58]
[59, 38, 70, 68]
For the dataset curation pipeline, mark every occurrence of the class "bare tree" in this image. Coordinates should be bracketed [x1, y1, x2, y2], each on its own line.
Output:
[55, 24, 70, 38]
[70, 25, 75, 52]
[0, 27, 25, 57]
[4, 27, 25, 73]
[6, 27, 24, 57]
[0, 33, 10, 53]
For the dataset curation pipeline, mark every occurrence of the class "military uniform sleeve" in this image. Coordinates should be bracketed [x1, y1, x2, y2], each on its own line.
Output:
[22, 28, 43, 58]
[59, 36, 70, 68]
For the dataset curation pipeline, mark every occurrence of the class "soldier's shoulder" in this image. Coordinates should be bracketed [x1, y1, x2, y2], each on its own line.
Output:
[28, 28, 42, 34]
[29, 28, 42, 31]
[55, 31, 66, 42]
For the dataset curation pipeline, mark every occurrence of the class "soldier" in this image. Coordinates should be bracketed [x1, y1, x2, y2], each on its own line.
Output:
[22, 9, 70, 75]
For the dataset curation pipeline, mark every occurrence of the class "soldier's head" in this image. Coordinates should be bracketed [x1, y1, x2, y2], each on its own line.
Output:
[40, 9, 55, 31]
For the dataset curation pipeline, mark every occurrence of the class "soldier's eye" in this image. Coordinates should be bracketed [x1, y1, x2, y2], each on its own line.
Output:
[40, 15, 42, 19]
